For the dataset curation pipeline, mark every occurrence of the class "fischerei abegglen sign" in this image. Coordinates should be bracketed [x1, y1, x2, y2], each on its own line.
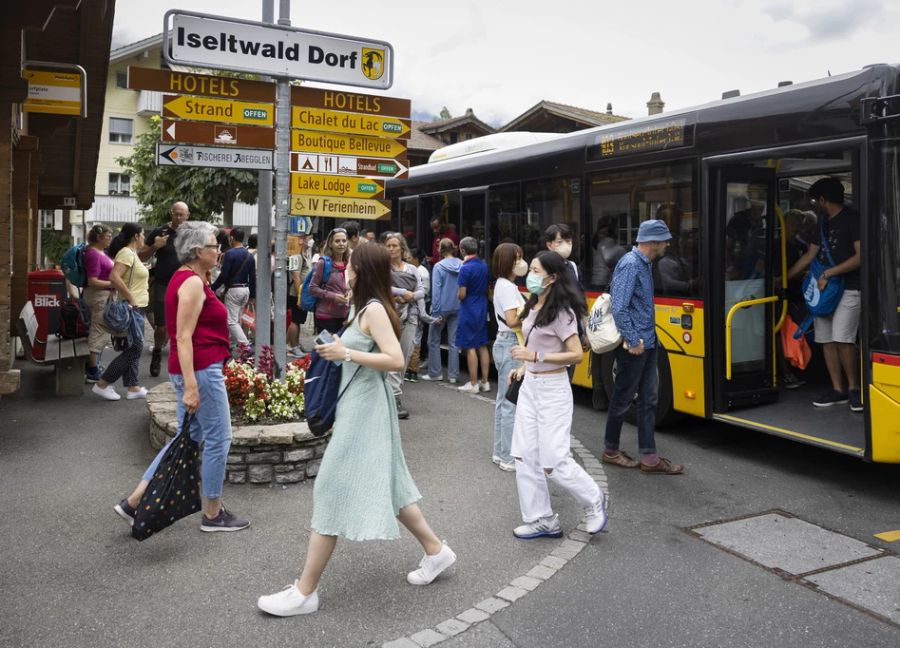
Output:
[164, 10, 394, 90]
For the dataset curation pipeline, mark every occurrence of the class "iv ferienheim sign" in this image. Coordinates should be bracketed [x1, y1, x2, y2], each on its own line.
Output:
[164, 10, 393, 89]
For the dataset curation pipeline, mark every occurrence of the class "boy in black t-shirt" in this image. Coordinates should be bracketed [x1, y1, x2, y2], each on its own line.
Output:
[787, 177, 862, 411]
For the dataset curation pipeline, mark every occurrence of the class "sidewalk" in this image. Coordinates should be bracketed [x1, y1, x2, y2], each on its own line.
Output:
[0, 359, 606, 648]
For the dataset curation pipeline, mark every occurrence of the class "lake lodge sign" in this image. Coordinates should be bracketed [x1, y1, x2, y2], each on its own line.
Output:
[163, 10, 394, 89]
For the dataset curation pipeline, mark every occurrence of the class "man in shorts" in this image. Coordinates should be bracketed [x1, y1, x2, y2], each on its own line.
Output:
[142, 201, 189, 376]
[787, 177, 862, 411]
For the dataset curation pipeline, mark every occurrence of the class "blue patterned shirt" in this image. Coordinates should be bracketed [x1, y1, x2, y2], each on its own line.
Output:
[610, 247, 656, 349]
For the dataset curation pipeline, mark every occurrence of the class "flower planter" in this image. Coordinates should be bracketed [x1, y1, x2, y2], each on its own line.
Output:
[146, 382, 328, 485]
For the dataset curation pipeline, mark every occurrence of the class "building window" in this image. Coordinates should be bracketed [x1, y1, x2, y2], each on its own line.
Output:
[109, 117, 133, 143]
[108, 173, 131, 196]
[449, 132, 459, 144]
[116, 71, 128, 89]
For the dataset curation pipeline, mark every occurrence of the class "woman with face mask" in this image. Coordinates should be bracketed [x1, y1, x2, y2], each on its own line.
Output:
[507, 251, 607, 540]
[490, 243, 527, 472]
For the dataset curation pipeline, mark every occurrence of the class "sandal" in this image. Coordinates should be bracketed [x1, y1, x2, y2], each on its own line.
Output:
[639, 457, 684, 475]
[601, 450, 639, 468]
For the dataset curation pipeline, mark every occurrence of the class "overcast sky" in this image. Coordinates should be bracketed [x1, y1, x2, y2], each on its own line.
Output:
[113, 0, 899, 126]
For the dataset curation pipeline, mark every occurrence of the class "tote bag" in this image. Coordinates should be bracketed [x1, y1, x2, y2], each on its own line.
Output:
[132, 414, 201, 541]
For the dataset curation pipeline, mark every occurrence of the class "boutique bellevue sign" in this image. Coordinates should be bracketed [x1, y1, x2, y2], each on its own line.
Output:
[163, 10, 394, 89]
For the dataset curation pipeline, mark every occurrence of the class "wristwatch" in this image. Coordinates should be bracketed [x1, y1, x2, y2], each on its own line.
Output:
[344, 348, 352, 363]
[537, 351, 546, 363]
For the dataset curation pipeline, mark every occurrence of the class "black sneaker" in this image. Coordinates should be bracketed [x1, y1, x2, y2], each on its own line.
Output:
[813, 390, 849, 407]
[396, 398, 409, 420]
[149, 349, 162, 377]
[85, 365, 103, 384]
[114, 499, 136, 527]
[200, 507, 250, 532]
[408, 371, 418, 383]
[403, 371, 412, 382]
[848, 389, 864, 412]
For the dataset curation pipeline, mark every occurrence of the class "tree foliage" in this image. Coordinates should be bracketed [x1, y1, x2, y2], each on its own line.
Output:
[116, 115, 264, 226]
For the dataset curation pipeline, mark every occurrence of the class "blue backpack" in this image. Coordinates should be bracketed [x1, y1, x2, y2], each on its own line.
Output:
[299, 257, 332, 312]
[794, 219, 845, 339]
[60, 243, 87, 288]
[303, 312, 375, 436]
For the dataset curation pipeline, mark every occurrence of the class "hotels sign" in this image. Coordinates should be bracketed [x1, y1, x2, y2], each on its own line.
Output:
[163, 10, 394, 89]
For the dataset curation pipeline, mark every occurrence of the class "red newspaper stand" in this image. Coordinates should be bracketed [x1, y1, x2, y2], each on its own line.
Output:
[25, 269, 66, 361]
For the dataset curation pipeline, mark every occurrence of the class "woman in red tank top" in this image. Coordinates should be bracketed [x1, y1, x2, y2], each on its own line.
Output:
[113, 221, 250, 534]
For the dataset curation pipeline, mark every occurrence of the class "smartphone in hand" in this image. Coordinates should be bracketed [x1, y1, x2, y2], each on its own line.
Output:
[314, 330, 334, 346]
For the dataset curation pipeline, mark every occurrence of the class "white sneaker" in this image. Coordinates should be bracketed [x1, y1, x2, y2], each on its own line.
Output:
[126, 387, 148, 400]
[583, 493, 607, 534]
[448, 378, 458, 384]
[479, 381, 491, 392]
[419, 373, 443, 382]
[457, 382, 480, 393]
[92, 384, 121, 401]
[407, 542, 457, 585]
[491, 455, 501, 465]
[513, 514, 563, 539]
[257, 584, 319, 617]
[498, 461, 516, 472]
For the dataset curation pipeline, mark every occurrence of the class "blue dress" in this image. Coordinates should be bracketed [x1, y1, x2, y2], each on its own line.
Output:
[455, 258, 489, 349]
[311, 315, 422, 540]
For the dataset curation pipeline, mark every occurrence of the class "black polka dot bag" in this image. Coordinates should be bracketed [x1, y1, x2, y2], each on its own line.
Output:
[132, 413, 201, 541]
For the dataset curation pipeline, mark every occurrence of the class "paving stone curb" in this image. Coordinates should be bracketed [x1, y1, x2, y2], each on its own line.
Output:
[382, 382, 609, 647]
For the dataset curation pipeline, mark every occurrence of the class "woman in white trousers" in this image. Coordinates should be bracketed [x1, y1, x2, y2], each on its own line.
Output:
[509, 251, 607, 539]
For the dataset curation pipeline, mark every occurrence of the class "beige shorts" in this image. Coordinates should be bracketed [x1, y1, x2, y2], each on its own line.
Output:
[82, 285, 112, 353]
[814, 289, 860, 344]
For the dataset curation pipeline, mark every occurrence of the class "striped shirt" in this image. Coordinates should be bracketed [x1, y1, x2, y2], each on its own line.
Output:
[610, 247, 656, 349]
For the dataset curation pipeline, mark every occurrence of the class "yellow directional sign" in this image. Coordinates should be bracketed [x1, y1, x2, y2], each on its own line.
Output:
[291, 173, 384, 199]
[22, 70, 82, 116]
[162, 94, 274, 127]
[291, 129, 406, 158]
[290, 194, 391, 220]
[291, 106, 410, 139]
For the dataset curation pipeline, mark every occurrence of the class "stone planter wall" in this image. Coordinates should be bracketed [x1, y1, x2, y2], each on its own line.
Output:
[146, 382, 328, 485]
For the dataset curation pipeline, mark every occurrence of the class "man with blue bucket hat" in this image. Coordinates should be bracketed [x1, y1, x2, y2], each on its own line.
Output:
[601, 219, 684, 474]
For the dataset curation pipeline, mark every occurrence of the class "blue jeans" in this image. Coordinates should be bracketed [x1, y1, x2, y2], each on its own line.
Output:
[604, 346, 658, 455]
[492, 331, 520, 463]
[427, 312, 459, 380]
[142, 362, 232, 499]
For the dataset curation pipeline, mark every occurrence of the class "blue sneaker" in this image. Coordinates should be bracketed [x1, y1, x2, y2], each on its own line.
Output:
[513, 514, 563, 539]
[85, 365, 103, 383]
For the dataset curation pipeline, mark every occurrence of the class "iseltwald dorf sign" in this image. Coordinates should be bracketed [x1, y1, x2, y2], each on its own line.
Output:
[164, 10, 394, 89]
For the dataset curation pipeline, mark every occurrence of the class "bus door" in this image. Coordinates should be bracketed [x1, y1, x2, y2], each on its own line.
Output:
[460, 187, 489, 256]
[711, 166, 780, 411]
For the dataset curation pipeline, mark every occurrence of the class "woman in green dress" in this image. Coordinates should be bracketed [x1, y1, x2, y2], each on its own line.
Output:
[258, 242, 456, 617]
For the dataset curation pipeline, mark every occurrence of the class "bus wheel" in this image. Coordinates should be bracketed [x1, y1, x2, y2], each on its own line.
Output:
[599, 347, 680, 428]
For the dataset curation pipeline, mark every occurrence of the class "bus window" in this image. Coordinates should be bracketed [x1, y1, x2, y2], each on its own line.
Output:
[872, 143, 900, 352]
[588, 163, 698, 295]
[489, 183, 540, 262]
[461, 192, 487, 257]
[421, 192, 460, 263]
[399, 197, 418, 249]
[523, 178, 582, 266]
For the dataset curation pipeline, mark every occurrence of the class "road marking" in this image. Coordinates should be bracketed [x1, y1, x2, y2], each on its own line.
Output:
[874, 530, 900, 542]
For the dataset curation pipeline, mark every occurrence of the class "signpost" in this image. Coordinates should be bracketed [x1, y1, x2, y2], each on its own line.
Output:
[162, 94, 274, 127]
[127, 66, 275, 102]
[290, 152, 407, 179]
[161, 119, 276, 148]
[291, 106, 409, 138]
[156, 143, 274, 170]
[21, 67, 85, 117]
[157, 7, 406, 378]
[289, 195, 391, 220]
[163, 10, 394, 90]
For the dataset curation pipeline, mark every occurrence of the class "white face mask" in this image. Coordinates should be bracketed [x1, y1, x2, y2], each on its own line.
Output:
[556, 241, 573, 259]
[513, 258, 528, 277]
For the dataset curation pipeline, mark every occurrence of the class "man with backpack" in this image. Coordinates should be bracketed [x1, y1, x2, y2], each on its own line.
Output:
[787, 177, 862, 411]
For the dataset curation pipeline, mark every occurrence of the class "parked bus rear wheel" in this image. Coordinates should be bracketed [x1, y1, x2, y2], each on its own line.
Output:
[599, 346, 680, 428]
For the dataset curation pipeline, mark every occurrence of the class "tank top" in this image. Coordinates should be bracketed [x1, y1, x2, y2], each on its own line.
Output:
[165, 269, 231, 375]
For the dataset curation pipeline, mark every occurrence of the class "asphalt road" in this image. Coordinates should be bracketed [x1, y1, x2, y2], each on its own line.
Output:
[0, 356, 897, 648]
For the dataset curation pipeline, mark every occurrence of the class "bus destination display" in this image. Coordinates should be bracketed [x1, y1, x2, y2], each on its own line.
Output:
[592, 119, 689, 159]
